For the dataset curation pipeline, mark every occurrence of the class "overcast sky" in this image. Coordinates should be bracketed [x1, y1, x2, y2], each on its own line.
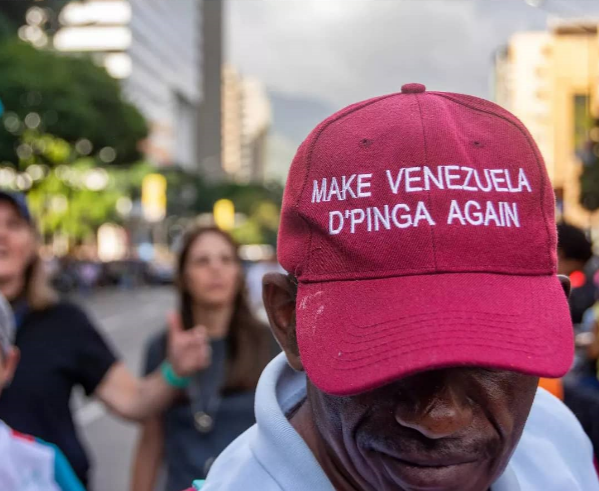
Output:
[227, 0, 599, 109]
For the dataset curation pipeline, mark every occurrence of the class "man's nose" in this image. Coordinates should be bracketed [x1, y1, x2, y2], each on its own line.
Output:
[394, 370, 474, 440]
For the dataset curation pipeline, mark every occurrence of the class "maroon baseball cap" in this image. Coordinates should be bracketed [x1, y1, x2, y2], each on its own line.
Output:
[278, 83, 573, 396]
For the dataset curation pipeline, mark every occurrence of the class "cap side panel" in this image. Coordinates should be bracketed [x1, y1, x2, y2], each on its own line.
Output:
[415, 94, 438, 272]
[293, 93, 400, 211]
[298, 95, 436, 279]
[279, 94, 400, 277]
[431, 92, 555, 272]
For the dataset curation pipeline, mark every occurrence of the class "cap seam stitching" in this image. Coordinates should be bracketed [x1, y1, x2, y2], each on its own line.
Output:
[297, 269, 555, 284]
[431, 92, 554, 272]
[295, 93, 403, 276]
[414, 93, 438, 271]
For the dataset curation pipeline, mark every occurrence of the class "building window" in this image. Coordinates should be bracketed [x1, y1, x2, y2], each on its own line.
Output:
[574, 94, 593, 154]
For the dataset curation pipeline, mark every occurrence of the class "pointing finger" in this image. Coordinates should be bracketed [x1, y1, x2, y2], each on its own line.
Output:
[167, 311, 184, 337]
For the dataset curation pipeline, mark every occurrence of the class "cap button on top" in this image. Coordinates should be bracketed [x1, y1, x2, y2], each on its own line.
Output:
[401, 83, 426, 94]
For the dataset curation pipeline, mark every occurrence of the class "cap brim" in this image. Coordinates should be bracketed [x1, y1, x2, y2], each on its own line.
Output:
[0, 191, 30, 222]
[296, 273, 573, 396]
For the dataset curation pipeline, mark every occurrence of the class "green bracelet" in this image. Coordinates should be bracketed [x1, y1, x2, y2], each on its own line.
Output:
[161, 361, 190, 389]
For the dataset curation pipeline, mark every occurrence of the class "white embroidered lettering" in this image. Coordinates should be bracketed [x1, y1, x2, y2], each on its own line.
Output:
[373, 205, 391, 231]
[392, 204, 412, 228]
[503, 202, 520, 227]
[405, 167, 423, 192]
[424, 166, 444, 191]
[445, 166, 463, 190]
[518, 169, 532, 193]
[327, 177, 343, 201]
[341, 175, 357, 199]
[329, 211, 344, 234]
[474, 169, 492, 192]
[357, 174, 372, 198]
[350, 209, 366, 233]
[447, 200, 466, 225]
[505, 170, 518, 192]
[464, 200, 483, 225]
[489, 169, 508, 192]
[484, 201, 502, 226]
[414, 201, 435, 226]
[312, 178, 327, 203]
[386, 169, 404, 194]
[461, 167, 477, 191]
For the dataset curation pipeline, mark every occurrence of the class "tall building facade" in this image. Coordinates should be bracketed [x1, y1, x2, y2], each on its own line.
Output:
[196, 0, 225, 181]
[494, 20, 599, 228]
[221, 65, 271, 183]
[54, 0, 203, 170]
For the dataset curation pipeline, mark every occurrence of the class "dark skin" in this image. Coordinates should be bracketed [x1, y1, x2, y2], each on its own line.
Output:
[263, 273, 571, 491]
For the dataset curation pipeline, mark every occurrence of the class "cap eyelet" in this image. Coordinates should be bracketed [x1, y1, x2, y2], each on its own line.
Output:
[360, 138, 373, 149]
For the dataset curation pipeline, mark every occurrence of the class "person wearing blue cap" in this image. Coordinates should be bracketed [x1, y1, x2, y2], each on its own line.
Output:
[0, 191, 212, 488]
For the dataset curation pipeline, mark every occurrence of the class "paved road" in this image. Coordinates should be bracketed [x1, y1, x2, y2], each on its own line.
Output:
[72, 286, 175, 491]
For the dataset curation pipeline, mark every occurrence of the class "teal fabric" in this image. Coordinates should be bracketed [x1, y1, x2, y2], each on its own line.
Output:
[36, 438, 85, 491]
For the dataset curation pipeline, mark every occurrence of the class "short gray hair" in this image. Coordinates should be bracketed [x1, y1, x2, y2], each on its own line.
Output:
[0, 294, 15, 357]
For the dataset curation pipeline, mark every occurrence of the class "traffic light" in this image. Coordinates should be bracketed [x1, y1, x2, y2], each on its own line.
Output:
[213, 199, 235, 231]
[142, 173, 167, 222]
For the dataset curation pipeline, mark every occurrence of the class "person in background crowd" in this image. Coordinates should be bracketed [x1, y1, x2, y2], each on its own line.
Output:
[557, 222, 597, 324]
[131, 226, 275, 491]
[0, 292, 85, 491]
[0, 191, 211, 489]
[555, 222, 599, 391]
[194, 84, 598, 491]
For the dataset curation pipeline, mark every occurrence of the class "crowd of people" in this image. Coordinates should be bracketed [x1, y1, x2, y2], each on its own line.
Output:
[2, 84, 599, 491]
[0, 191, 275, 490]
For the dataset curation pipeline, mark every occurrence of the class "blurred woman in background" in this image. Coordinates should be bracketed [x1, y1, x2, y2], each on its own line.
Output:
[0, 191, 210, 490]
[131, 226, 274, 491]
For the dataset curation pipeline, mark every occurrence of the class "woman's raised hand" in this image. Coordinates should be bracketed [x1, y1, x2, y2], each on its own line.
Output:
[167, 312, 212, 377]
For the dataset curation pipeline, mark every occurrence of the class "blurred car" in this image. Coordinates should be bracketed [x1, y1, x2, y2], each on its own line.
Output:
[146, 261, 175, 285]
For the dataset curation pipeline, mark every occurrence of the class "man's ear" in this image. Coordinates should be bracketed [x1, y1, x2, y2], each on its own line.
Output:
[263, 273, 303, 371]
[558, 275, 571, 299]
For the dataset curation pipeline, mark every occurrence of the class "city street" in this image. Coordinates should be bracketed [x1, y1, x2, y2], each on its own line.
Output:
[72, 286, 175, 491]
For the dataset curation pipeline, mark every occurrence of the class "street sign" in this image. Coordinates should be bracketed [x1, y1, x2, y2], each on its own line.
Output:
[142, 173, 167, 222]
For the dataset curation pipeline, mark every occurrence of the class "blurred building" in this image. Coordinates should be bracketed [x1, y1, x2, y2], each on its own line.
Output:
[221, 64, 272, 183]
[494, 20, 599, 228]
[222, 65, 243, 178]
[54, 0, 203, 171]
[196, 0, 225, 181]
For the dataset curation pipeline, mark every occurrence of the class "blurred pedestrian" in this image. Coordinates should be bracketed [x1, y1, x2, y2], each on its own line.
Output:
[131, 226, 274, 491]
[0, 292, 84, 490]
[77, 261, 99, 297]
[0, 191, 212, 489]
[557, 222, 596, 324]
[196, 85, 597, 491]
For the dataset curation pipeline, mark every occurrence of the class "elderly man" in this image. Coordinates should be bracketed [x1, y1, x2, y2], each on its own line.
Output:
[194, 84, 598, 491]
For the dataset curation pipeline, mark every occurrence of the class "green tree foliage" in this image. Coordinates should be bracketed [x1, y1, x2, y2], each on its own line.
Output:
[0, 40, 148, 166]
[0, 1, 68, 34]
[159, 168, 283, 245]
[9, 130, 149, 242]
